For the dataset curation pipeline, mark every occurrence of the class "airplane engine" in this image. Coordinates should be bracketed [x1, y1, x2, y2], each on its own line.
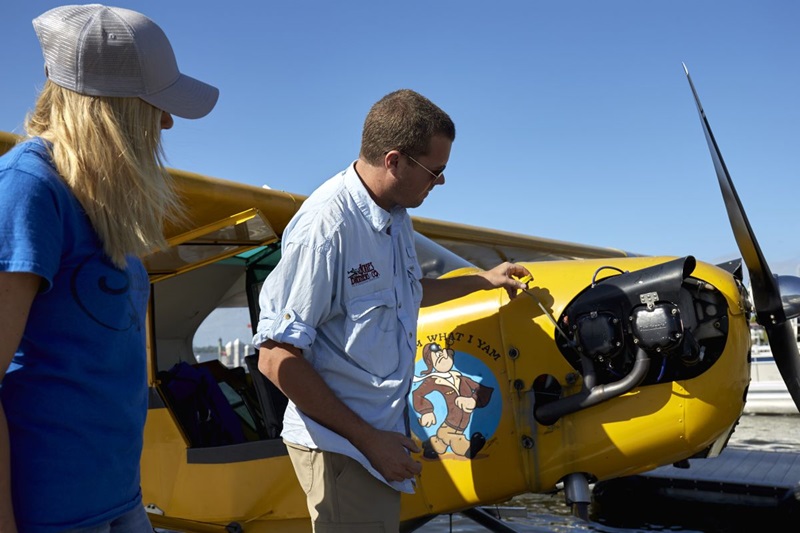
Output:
[535, 256, 742, 426]
[567, 256, 695, 364]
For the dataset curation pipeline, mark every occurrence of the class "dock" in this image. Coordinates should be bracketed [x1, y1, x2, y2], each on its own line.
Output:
[592, 447, 800, 529]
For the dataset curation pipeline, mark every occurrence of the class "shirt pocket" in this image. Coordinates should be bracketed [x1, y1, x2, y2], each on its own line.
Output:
[405, 244, 423, 308]
[344, 289, 401, 378]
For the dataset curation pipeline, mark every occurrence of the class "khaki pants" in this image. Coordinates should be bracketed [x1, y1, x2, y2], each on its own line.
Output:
[286, 441, 401, 532]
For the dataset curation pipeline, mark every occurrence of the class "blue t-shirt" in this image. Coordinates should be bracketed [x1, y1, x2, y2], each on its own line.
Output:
[0, 139, 150, 531]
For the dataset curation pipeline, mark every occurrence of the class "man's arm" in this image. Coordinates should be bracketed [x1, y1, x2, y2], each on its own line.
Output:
[257, 339, 421, 483]
[0, 272, 41, 533]
[420, 262, 531, 307]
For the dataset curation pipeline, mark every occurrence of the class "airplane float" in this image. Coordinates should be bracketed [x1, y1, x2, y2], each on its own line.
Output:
[1, 66, 798, 532]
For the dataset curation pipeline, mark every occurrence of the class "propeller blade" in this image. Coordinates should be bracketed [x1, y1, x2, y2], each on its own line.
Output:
[683, 63, 800, 412]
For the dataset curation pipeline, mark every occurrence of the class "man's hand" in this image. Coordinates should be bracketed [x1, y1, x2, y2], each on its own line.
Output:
[259, 341, 422, 484]
[481, 262, 533, 299]
[356, 428, 422, 483]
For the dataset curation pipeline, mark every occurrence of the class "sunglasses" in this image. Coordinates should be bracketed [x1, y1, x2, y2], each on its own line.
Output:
[401, 152, 446, 180]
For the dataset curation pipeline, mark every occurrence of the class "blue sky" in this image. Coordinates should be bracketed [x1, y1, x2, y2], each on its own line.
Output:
[3, 1, 799, 276]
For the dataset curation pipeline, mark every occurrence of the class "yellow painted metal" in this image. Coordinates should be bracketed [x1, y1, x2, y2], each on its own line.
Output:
[404, 279, 530, 514]
[162, 208, 265, 248]
[143, 208, 277, 282]
[413, 215, 631, 263]
[141, 407, 310, 528]
[399, 255, 748, 511]
[0, 131, 17, 155]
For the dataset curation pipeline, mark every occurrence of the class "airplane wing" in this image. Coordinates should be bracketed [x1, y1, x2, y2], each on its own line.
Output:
[413, 216, 631, 269]
[0, 129, 631, 278]
[0, 131, 15, 155]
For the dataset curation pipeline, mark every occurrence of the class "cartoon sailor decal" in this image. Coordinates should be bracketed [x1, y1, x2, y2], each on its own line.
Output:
[410, 342, 496, 460]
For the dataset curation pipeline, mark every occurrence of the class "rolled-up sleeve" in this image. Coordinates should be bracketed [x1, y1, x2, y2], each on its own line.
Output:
[252, 239, 335, 351]
[252, 308, 316, 349]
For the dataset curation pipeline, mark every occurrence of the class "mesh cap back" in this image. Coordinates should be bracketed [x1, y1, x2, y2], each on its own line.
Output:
[33, 4, 218, 119]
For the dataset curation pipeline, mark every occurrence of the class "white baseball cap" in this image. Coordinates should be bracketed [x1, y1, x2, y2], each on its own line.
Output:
[33, 4, 219, 119]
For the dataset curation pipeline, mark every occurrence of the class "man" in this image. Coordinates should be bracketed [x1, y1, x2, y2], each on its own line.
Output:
[253, 89, 530, 531]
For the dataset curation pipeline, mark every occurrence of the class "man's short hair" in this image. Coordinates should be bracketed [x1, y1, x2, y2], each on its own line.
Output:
[360, 89, 455, 165]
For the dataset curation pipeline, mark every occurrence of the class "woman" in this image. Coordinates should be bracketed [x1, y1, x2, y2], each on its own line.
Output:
[0, 5, 218, 531]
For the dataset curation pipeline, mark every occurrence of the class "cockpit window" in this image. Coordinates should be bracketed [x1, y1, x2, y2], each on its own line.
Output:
[413, 232, 474, 278]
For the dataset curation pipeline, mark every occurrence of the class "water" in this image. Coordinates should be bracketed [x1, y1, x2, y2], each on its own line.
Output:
[417, 413, 800, 532]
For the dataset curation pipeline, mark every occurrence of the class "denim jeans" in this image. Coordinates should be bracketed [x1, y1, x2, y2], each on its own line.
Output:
[66, 505, 153, 533]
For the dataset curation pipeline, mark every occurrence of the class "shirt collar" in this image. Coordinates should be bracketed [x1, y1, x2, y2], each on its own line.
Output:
[344, 161, 404, 233]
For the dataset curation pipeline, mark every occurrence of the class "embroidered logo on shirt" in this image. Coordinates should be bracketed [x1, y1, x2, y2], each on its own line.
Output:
[348, 262, 379, 285]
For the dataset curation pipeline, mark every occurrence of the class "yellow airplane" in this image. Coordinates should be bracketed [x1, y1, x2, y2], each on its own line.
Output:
[1, 66, 798, 532]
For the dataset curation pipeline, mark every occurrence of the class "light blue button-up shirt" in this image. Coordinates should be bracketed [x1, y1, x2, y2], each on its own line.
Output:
[253, 162, 422, 493]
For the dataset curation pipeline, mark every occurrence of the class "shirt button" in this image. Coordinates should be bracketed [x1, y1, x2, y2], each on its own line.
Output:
[399, 303, 402, 308]
[284, 313, 291, 320]
[408, 333, 413, 338]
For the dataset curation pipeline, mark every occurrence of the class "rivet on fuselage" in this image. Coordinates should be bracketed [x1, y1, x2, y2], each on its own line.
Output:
[508, 347, 519, 359]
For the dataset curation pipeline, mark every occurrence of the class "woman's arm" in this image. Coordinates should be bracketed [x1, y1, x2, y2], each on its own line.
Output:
[0, 272, 41, 533]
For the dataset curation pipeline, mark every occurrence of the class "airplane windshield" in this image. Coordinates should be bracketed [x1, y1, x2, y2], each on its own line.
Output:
[414, 231, 474, 278]
[182, 233, 474, 373]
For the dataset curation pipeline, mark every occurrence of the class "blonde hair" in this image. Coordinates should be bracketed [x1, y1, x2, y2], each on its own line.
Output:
[25, 80, 181, 269]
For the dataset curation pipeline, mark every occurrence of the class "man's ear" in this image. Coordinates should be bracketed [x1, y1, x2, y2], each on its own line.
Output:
[384, 150, 401, 171]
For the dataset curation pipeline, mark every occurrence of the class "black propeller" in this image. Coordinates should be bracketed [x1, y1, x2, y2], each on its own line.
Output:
[684, 63, 800, 413]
